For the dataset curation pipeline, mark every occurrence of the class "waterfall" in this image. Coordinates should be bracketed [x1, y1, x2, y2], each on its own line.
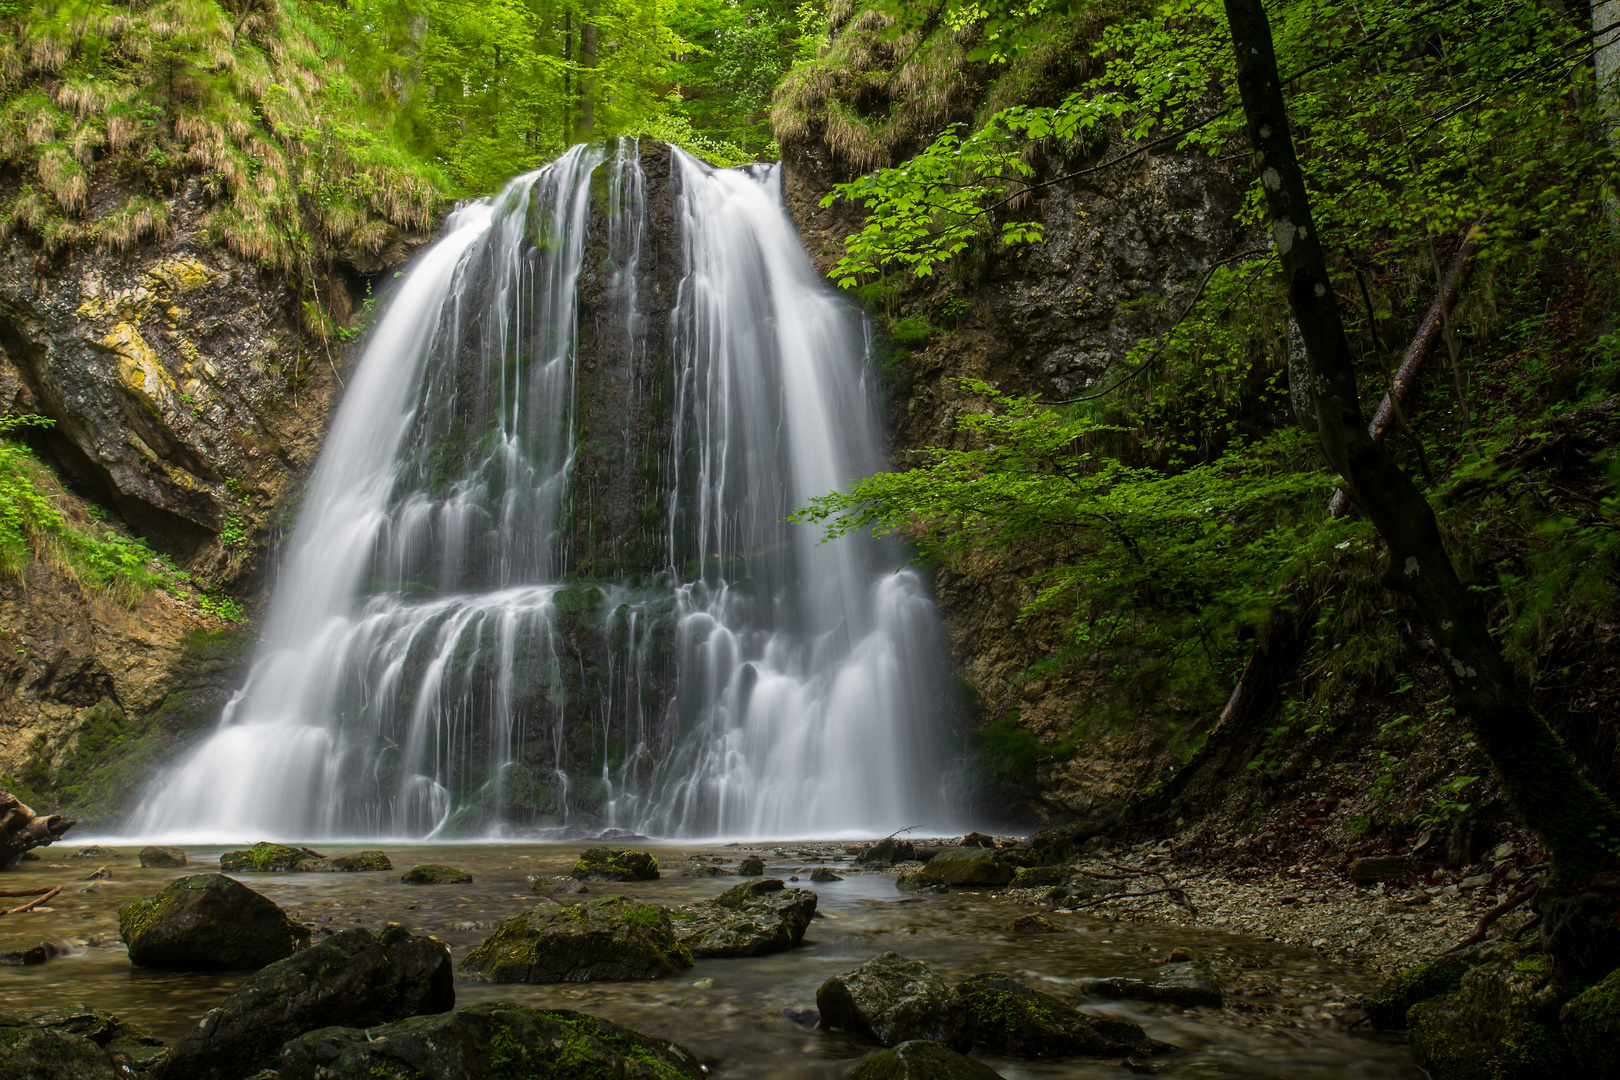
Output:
[128, 140, 963, 841]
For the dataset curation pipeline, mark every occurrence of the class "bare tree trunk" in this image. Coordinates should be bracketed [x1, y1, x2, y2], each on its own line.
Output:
[1223, 0, 1620, 888]
[0, 793, 74, 871]
[578, 19, 598, 141]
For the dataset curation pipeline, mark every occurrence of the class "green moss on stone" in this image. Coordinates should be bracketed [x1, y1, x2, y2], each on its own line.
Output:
[1560, 966, 1620, 1074]
[1364, 953, 1476, 1030]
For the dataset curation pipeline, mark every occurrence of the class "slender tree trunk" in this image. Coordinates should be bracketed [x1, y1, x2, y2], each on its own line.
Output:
[1222, 0, 1620, 888]
[578, 18, 598, 141]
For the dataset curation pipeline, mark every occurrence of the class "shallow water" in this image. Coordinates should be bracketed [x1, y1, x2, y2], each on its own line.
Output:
[1, 843, 1420, 1078]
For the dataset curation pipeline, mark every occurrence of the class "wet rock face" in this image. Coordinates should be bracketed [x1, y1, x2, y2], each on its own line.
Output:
[571, 847, 660, 882]
[459, 895, 692, 983]
[1081, 960, 1225, 1009]
[849, 1039, 1006, 1080]
[117, 872, 311, 969]
[816, 951, 970, 1050]
[957, 972, 1166, 1057]
[156, 924, 453, 1080]
[923, 848, 1015, 888]
[273, 1002, 704, 1080]
[671, 878, 817, 959]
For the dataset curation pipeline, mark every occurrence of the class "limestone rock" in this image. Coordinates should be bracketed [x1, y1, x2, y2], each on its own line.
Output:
[959, 972, 1168, 1057]
[1561, 965, 1620, 1075]
[155, 924, 452, 1080]
[735, 856, 766, 875]
[401, 864, 473, 884]
[670, 878, 816, 959]
[459, 895, 691, 982]
[850, 1040, 1005, 1080]
[924, 848, 1015, 888]
[118, 872, 310, 969]
[816, 951, 970, 1050]
[274, 1002, 703, 1080]
[1408, 955, 1574, 1080]
[1081, 961, 1224, 1008]
[810, 867, 843, 882]
[139, 845, 187, 868]
[571, 847, 659, 881]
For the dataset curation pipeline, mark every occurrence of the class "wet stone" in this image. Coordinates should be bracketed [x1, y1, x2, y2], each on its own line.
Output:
[958, 972, 1170, 1058]
[0, 937, 56, 966]
[816, 951, 970, 1050]
[571, 847, 660, 882]
[3, 1005, 167, 1073]
[139, 846, 187, 868]
[670, 878, 817, 959]
[118, 873, 311, 970]
[924, 848, 1015, 888]
[810, 867, 843, 882]
[401, 864, 472, 885]
[850, 1039, 1005, 1080]
[895, 871, 947, 894]
[459, 895, 691, 982]
[1082, 961, 1224, 1008]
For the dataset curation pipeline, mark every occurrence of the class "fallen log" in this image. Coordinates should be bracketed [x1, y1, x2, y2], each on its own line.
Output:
[1328, 226, 1483, 518]
[0, 886, 53, 898]
[2, 884, 62, 915]
[0, 792, 76, 870]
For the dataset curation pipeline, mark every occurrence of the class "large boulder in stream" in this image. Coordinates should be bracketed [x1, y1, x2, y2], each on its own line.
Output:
[139, 846, 187, 868]
[1, 1006, 167, 1077]
[816, 951, 970, 1050]
[275, 1002, 704, 1080]
[571, 847, 660, 881]
[923, 848, 1015, 888]
[959, 972, 1171, 1057]
[1081, 960, 1224, 1008]
[401, 864, 473, 884]
[671, 878, 817, 958]
[219, 843, 390, 873]
[118, 873, 310, 969]
[850, 1040, 1005, 1080]
[460, 895, 692, 982]
[154, 924, 453, 1080]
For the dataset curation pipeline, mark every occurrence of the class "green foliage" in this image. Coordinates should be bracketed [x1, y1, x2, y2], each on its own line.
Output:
[975, 716, 1043, 785]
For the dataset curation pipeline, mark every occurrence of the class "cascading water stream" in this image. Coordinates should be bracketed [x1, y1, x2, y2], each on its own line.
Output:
[128, 141, 963, 841]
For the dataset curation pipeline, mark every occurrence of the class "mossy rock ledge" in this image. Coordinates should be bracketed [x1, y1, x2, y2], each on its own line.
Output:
[401, 864, 474, 885]
[958, 971, 1171, 1057]
[118, 873, 310, 970]
[459, 896, 692, 982]
[274, 1002, 704, 1080]
[219, 843, 391, 873]
[922, 848, 1015, 888]
[670, 878, 817, 959]
[1560, 965, 1620, 1074]
[1407, 956, 1577, 1080]
[1362, 950, 1482, 1030]
[895, 871, 947, 894]
[572, 847, 660, 881]
[816, 951, 970, 1050]
[2, 1005, 166, 1076]
[156, 924, 453, 1080]
[849, 1039, 1005, 1080]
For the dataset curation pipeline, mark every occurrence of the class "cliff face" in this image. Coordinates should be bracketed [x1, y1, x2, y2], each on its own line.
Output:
[0, 172, 426, 824]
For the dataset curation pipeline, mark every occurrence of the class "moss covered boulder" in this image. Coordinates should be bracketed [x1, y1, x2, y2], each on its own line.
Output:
[670, 878, 817, 958]
[118, 873, 310, 970]
[460, 895, 692, 982]
[735, 856, 766, 875]
[816, 951, 970, 1050]
[139, 846, 187, 868]
[850, 1040, 1004, 1080]
[1081, 960, 1224, 1008]
[3, 1006, 166, 1074]
[1008, 865, 1068, 890]
[895, 871, 947, 894]
[572, 847, 660, 881]
[275, 1002, 703, 1080]
[316, 850, 391, 872]
[218, 842, 325, 872]
[923, 848, 1015, 888]
[402, 864, 473, 884]
[0, 1012, 130, 1080]
[1561, 965, 1620, 1074]
[1407, 956, 1575, 1080]
[1363, 951, 1479, 1030]
[959, 972, 1168, 1057]
[154, 924, 451, 1080]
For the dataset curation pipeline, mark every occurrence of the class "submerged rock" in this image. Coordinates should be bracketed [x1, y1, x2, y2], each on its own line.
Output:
[850, 1039, 1005, 1080]
[315, 851, 391, 872]
[460, 895, 691, 982]
[401, 864, 473, 884]
[6, 1005, 167, 1072]
[275, 1001, 703, 1080]
[156, 924, 452, 1080]
[118, 873, 310, 970]
[895, 871, 948, 894]
[1007, 913, 1065, 934]
[1008, 865, 1068, 890]
[810, 867, 843, 882]
[1561, 965, 1620, 1075]
[0, 1012, 129, 1080]
[736, 856, 766, 876]
[816, 951, 970, 1050]
[1081, 961, 1224, 1008]
[670, 878, 817, 958]
[924, 848, 1015, 888]
[959, 972, 1169, 1057]
[1408, 955, 1575, 1080]
[571, 847, 660, 882]
[139, 846, 187, 868]
[0, 937, 56, 966]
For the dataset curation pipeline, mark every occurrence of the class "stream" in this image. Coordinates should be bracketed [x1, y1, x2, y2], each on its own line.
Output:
[2, 842, 1422, 1078]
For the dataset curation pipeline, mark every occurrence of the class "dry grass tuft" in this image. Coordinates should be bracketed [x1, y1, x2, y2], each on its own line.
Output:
[71, 118, 107, 163]
[38, 144, 87, 213]
[95, 197, 171, 252]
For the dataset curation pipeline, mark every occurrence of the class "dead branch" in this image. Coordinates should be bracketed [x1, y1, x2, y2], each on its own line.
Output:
[0, 886, 53, 898]
[2, 884, 62, 915]
[1446, 881, 1539, 952]
[1068, 886, 1199, 917]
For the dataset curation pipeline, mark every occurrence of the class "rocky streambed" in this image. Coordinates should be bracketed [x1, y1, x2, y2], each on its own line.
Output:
[0, 839, 1426, 1078]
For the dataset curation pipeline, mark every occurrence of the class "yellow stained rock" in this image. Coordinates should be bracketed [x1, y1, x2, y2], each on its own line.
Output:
[105, 322, 177, 417]
[145, 256, 213, 294]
